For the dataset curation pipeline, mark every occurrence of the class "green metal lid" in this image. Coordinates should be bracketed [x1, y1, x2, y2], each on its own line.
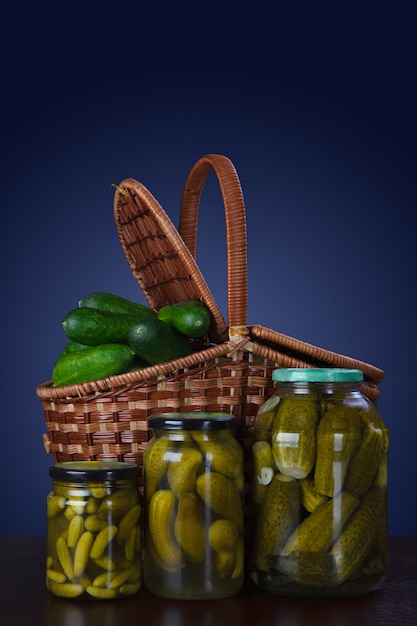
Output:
[49, 461, 141, 481]
[272, 368, 364, 383]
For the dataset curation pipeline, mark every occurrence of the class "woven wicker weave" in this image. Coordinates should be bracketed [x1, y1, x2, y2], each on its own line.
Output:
[36, 154, 384, 485]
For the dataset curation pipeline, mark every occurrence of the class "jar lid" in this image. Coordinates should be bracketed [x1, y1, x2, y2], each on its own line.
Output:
[272, 368, 364, 382]
[49, 461, 141, 481]
[148, 412, 239, 430]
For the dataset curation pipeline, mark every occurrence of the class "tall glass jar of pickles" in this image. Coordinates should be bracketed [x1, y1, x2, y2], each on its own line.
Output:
[249, 368, 388, 597]
[46, 461, 143, 599]
[144, 413, 244, 599]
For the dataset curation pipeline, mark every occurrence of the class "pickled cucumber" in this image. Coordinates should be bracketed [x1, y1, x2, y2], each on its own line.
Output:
[299, 476, 329, 513]
[345, 423, 383, 498]
[47, 495, 66, 518]
[277, 551, 336, 587]
[329, 486, 385, 583]
[56, 536, 74, 580]
[144, 434, 176, 499]
[252, 395, 280, 442]
[374, 427, 389, 488]
[271, 397, 319, 480]
[251, 473, 300, 572]
[145, 532, 179, 573]
[73, 530, 95, 577]
[90, 525, 118, 559]
[148, 489, 183, 570]
[252, 440, 275, 507]
[67, 514, 84, 548]
[196, 472, 243, 531]
[97, 491, 139, 519]
[174, 492, 206, 563]
[48, 580, 84, 598]
[280, 490, 360, 557]
[191, 430, 243, 479]
[208, 519, 241, 578]
[117, 504, 142, 543]
[314, 405, 362, 497]
[167, 446, 203, 496]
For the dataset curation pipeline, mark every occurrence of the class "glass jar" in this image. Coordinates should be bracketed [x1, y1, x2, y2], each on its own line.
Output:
[144, 412, 244, 599]
[249, 368, 388, 598]
[46, 461, 143, 599]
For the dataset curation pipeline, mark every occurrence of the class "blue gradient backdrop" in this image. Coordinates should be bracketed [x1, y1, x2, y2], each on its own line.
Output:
[1, 6, 415, 536]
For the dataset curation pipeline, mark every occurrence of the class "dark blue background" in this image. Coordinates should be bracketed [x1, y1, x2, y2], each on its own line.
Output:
[1, 5, 415, 536]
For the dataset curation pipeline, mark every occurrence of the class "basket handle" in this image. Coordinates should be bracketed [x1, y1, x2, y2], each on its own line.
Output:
[179, 154, 248, 339]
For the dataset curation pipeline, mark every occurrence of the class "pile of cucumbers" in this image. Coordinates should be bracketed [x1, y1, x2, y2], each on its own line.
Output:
[52, 292, 212, 387]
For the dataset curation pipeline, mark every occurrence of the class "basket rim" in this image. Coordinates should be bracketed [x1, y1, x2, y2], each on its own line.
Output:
[36, 325, 382, 402]
[36, 340, 235, 400]
[250, 325, 384, 383]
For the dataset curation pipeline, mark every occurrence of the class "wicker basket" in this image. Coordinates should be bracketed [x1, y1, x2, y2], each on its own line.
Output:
[36, 154, 384, 498]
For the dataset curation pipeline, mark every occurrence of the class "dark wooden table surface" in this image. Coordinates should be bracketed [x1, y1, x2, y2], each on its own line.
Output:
[0, 536, 415, 626]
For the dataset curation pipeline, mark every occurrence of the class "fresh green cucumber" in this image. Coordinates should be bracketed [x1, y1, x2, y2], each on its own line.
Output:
[55, 338, 91, 363]
[62, 307, 144, 346]
[157, 300, 211, 338]
[128, 317, 193, 365]
[79, 291, 156, 317]
[52, 343, 135, 386]
[62, 338, 91, 354]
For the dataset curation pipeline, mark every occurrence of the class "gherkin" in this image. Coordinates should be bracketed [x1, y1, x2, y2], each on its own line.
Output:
[329, 486, 385, 583]
[252, 395, 281, 442]
[196, 472, 243, 532]
[271, 397, 320, 479]
[144, 435, 176, 499]
[208, 519, 241, 578]
[167, 445, 203, 496]
[280, 490, 360, 557]
[252, 440, 275, 508]
[191, 430, 242, 479]
[174, 492, 206, 564]
[251, 473, 300, 571]
[314, 405, 361, 497]
[345, 423, 383, 498]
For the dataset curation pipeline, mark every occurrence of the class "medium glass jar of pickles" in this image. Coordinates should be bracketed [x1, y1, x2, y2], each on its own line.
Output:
[46, 461, 143, 599]
[144, 413, 244, 599]
[249, 368, 388, 597]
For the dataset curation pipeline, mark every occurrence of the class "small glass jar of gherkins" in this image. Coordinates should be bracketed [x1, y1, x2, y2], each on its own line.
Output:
[249, 368, 388, 598]
[144, 412, 244, 599]
[46, 461, 143, 599]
